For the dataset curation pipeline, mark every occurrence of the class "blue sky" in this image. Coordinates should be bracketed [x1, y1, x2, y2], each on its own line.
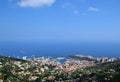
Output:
[0, 0, 120, 43]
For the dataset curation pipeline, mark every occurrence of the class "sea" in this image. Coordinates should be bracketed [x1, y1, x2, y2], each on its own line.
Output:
[0, 41, 120, 59]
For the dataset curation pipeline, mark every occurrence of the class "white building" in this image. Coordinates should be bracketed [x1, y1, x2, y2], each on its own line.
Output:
[22, 56, 27, 60]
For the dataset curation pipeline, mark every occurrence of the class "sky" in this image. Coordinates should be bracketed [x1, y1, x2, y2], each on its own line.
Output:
[0, 0, 120, 43]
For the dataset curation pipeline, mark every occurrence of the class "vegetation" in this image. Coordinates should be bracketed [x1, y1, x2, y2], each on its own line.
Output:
[67, 55, 96, 61]
[0, 56, 120, 82]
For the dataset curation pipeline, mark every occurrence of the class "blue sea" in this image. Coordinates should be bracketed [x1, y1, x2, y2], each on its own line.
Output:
[0, 41, 120, 59]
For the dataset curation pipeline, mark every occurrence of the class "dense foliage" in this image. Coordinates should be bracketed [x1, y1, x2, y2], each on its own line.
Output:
[67, 55, 96, 61]
[0, 56, 120, 82]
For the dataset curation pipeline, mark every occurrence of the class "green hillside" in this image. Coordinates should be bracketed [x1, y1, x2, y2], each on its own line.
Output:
[0, 56, 120, 82]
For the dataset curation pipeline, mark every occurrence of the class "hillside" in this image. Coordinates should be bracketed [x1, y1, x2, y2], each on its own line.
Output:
[0, 56, 120, 82]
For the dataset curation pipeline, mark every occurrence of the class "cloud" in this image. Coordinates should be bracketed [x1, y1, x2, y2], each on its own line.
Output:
[18, 0, 56, 8]
[88, 7, 99, 12]
[62, 2, 75, 9]
[74, 10, 79, 14]
[62, 3, 80, 15]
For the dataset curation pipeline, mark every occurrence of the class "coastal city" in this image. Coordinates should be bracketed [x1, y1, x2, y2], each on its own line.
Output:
[0, 0, 120, 82]
[0, 54, 120, 82]
[22, 54, 117, 71]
